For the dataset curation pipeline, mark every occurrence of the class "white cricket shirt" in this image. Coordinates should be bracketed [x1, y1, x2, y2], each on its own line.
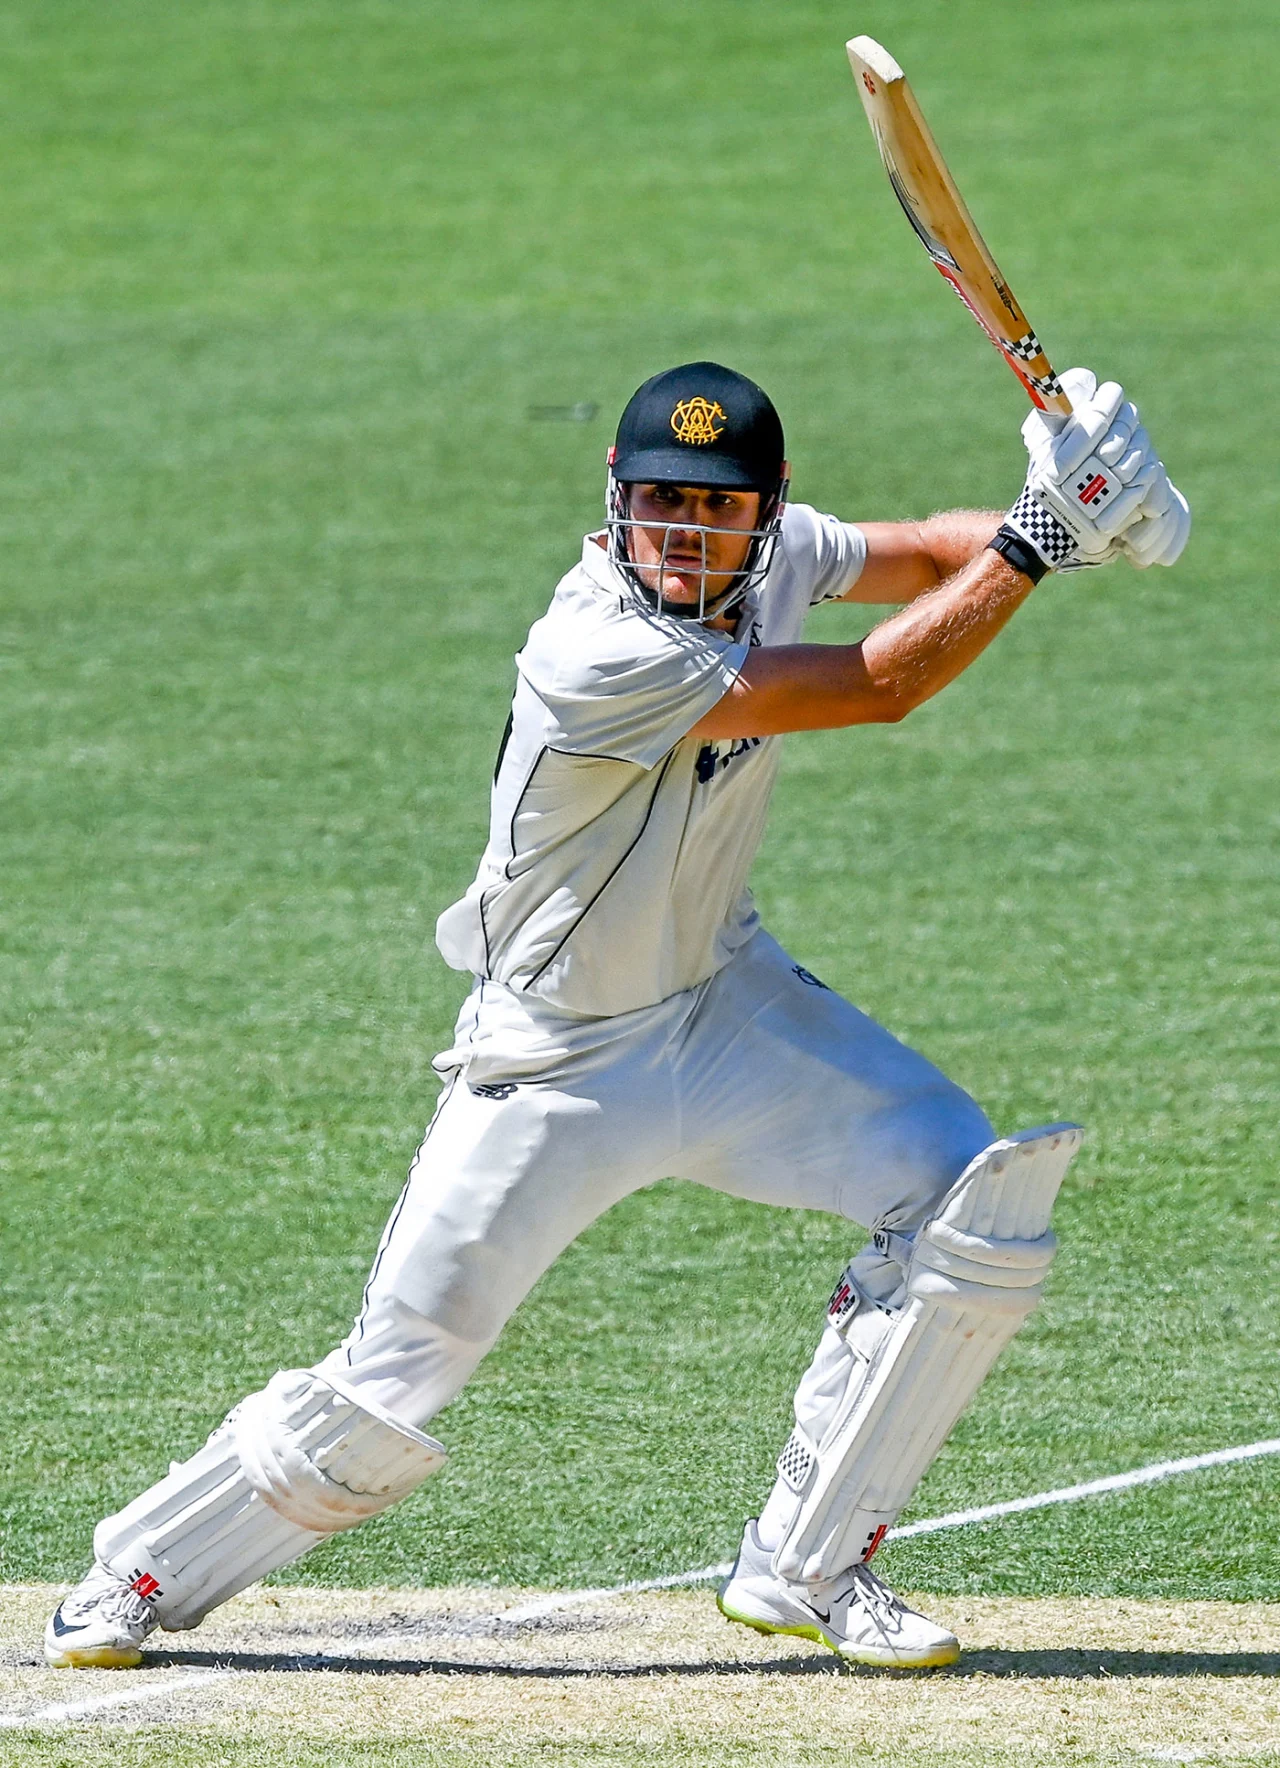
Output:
[435, 502, 867, 1016]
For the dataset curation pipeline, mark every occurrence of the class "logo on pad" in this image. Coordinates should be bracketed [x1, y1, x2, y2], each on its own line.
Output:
[827, 1270, 865, 1332]
[862, 1524, 888, 1561]
[670, 397, 727, 445]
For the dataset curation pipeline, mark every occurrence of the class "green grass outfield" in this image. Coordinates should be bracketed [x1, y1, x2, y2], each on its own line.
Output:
[1, 0, 1277, 1612]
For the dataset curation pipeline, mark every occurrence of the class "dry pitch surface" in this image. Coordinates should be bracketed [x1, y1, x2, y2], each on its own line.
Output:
[2, 1582, 1278, 1765]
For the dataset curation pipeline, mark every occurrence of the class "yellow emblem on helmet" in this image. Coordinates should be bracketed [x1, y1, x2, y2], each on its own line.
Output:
[670, 396, 727, 445]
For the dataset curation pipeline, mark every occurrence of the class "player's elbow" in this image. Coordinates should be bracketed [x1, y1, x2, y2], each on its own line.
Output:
[863, 682, 918, 725]
[823, 666, 919, 728]
[825, 684, 916, 729]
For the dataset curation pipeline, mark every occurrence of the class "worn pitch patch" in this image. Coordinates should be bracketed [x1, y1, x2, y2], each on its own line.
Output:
[2, 1582, 1278, 1762]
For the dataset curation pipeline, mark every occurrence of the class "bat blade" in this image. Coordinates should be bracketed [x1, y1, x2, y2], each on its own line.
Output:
[846, 36, 1071, 416]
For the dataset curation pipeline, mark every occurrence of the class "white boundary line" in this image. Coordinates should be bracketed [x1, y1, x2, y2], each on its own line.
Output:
[886, 1437, 1280, 1540]
[496, 1436, 1280, 1624]
[6, 1435, 1279, 1725]
[0, 1669, 232, 1729]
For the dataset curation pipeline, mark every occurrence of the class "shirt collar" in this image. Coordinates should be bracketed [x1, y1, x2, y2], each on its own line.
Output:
[579, 530, 621, 592]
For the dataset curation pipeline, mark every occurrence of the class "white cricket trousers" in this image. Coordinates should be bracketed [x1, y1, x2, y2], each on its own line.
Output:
[93, 927, 996, 1623]
[315, 929, 993, 1427]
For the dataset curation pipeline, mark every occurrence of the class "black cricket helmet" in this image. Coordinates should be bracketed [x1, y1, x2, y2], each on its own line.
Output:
[606, 361, 789, 619]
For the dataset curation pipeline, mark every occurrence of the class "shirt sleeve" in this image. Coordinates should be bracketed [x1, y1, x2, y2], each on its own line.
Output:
[518, 608, 749, 769]
[782, 502, 869, 605]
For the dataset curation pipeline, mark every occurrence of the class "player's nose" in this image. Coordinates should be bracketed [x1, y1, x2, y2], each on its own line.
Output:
[665, 515, 703, 549]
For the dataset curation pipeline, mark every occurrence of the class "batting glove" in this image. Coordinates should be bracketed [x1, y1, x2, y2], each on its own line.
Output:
[1118, 467, 1192, 568]
[999, 369, 1138, 574]
[1002, 367, 1190, 577]
[1051, 372, 1191, 569]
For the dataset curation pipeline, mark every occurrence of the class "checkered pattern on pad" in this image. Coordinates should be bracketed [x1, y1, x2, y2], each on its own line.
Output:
[777, 1429, 816, 1494]
[1008, 487, 1077, 566]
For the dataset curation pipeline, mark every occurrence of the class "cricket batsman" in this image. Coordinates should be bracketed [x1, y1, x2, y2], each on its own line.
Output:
[47, 359, 1188, 1670]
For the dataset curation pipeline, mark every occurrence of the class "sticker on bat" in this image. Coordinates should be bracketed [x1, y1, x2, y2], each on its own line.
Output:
[874, 133, 961, 272]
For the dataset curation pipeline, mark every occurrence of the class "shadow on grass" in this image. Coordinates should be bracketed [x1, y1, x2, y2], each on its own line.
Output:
[954, 1649, 1280, 1680]
[145, 1645, 1280, 1680]
[146, 1646, 843, 1677]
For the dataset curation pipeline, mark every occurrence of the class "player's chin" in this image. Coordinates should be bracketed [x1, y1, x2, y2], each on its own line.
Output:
[645, 568, 702, 605]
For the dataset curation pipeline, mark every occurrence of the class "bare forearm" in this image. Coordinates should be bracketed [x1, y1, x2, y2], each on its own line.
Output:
[859, 546, 1034, 718]
[690, 545, 1036, 738]
[850, 509, 1004, 602]
[915, 508, 1004, 581]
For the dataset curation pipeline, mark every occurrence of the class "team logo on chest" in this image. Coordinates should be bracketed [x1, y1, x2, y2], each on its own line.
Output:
[670, 397, 727, 445]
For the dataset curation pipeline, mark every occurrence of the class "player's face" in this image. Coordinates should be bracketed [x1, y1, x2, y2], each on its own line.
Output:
[625, 483, 762, 612]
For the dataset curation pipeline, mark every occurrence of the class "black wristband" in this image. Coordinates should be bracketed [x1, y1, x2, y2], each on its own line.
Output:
[987, 523, 1050, 584]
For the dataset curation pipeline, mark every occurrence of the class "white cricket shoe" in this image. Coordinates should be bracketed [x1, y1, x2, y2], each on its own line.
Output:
[45, 1564, 160, 1668]
[717, 1519, 959, 1669]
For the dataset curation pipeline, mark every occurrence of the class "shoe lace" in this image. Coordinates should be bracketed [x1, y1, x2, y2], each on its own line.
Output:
[74, 1575, 157, 1629]
[844, 1562, 907, 1633]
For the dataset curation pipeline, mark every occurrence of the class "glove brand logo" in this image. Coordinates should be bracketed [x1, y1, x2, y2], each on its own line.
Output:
[1073, 471, 1110, 507]
[670, 397, 727, 445]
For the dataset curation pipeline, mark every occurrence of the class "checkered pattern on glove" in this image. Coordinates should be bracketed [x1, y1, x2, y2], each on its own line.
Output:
[1012, 366, 1185, 576]
[1003, 485, 1079, 570]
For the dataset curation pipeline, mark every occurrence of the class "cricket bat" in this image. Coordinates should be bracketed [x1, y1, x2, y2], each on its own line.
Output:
[846, 36, 1072, 417]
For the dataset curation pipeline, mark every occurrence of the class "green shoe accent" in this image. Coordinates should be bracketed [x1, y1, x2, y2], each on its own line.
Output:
[717, 1591, 838, 1657]
[717, 1589, 960, 1670]
[47, 1642, 144, 1670]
